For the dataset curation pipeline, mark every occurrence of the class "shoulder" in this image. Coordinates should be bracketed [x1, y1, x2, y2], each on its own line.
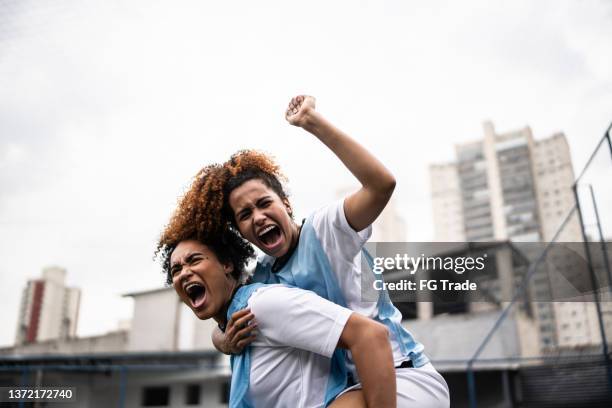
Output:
[247, 284, 295, 312]
[309, 199, 344, 230]
[247, 285, 346, 322]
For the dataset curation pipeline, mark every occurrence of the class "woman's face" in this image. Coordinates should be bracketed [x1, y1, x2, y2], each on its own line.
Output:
[228, 179, 298, 258]
[170, 240, 235, 322]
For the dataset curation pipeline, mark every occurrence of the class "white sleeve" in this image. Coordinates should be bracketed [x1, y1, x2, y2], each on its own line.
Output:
[248, 285, 353, 358]
[310, 199, 372, 262]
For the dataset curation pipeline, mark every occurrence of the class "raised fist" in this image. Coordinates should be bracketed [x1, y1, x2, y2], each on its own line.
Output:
[285, 95, 316, 127]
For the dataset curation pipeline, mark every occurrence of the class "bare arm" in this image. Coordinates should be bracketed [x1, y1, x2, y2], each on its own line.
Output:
[211, 309, 257, 355]
[337, 313, 396, 408]
[286, 96, 396, 232]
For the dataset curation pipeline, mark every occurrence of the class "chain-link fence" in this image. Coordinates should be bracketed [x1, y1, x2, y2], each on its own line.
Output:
[466, 123, 612, 408]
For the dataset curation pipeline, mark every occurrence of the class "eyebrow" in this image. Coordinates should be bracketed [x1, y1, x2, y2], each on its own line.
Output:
[171, 252, 202, 268]
[256, 196, 271, 205]
[236, 205, 252, 218]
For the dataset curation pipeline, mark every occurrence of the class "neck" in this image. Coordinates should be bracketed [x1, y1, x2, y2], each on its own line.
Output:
[285, 220, 301, 253]
[272, 220, 302, 272]
[213, 280, 239, 327]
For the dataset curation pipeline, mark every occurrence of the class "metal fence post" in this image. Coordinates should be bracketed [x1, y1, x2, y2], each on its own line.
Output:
[119, 366, 127, 408]
[467, 362, 477, 408]
[573, 184, 612, 399]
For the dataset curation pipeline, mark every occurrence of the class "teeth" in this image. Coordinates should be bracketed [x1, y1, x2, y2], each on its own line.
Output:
[185, 282, 201, 292]
[258, 225, 276, 237]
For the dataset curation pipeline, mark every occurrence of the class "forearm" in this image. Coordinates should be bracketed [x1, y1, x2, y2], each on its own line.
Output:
[350, 333, 396, 408]
[212, 326, 230, 355]
[301, 111, 396, 195]
[340, 314, 396, 408]
[301, 109, 395, 231]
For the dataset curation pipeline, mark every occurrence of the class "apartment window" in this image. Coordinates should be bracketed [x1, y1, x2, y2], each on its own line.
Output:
[185, 384, 200, 405]
[142, 386, 170, 406]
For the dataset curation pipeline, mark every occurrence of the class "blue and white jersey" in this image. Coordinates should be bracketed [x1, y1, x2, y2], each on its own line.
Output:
[253, 200, 429, 373]
[228, 283, 352, 408]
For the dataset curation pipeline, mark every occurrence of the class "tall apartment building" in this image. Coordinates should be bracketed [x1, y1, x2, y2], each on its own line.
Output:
[431, 122, 580, 243]
[15, 266, 81, 344]
[430, 121, 600, 350]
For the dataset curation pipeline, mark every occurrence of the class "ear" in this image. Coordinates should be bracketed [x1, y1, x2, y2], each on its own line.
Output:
[223, 262, 234, 276]
[282, 198, 293, 217]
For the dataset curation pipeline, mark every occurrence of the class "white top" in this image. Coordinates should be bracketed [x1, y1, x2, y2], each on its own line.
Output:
[310, 200, 406, 365]
[247, 285, 353, 408]
[310, 200, 374, 316]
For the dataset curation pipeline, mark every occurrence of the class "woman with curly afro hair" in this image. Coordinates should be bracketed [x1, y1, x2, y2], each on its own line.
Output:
[175, 96, 449, 407]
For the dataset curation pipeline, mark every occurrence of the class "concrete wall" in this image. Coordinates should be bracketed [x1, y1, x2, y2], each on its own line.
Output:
[129, 289, 180, 351]
[0, 331, 129, 355]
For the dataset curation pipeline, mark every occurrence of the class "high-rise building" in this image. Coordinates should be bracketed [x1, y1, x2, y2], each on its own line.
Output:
[429, 121, 600, 350]
[15, 266, 81, 344]
[430, 122, 580, 243]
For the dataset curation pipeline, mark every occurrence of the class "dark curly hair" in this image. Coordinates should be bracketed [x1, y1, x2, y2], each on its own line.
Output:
[220, 150, 292, 229]
[155, 163, 255, 285]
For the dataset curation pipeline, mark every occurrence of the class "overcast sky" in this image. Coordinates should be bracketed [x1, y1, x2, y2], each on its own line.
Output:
[1, 0, 611, 347]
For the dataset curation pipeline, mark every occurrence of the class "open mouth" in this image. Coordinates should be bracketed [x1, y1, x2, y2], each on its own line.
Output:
[185, 282, 206, 309]
[257, 225, 283, 251]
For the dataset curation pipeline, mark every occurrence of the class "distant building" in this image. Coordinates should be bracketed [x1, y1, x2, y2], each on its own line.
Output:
[429, 122, 601, 351]
[430, 163, 465, 242]
[15, 266, 81, 344]
[430, 122, 580, 243]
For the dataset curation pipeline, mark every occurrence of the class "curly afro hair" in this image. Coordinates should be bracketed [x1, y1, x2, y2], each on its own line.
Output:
[155, 163, 255, 285]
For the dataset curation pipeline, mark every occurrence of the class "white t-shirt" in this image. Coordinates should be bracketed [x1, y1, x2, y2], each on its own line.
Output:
[246, 285, 353, 408]
[310, 200, 409, 365]
[310, 199, 375, 316]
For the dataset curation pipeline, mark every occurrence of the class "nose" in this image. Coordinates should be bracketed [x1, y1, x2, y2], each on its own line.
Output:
[175, 265, 194, 284]
[253, 208, 267, 226]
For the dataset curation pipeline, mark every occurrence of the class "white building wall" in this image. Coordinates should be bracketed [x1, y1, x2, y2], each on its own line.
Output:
[430, 163, 465, 242]
[15, 283, 34, 343]
[38, 277, 64, 341]
[532, 133, 582, 242]
[64, 287, 81, 338]
[482, 121, 508, 241]
[128, 288, 180, 351]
